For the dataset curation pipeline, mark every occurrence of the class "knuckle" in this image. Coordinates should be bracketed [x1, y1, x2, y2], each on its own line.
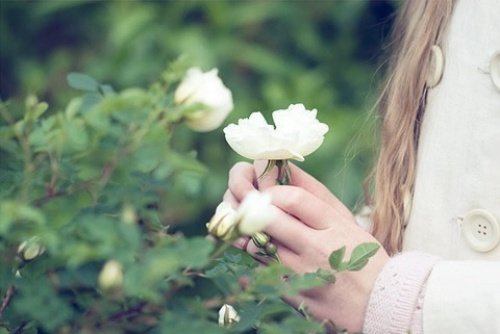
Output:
[229, 161, 252, 178]
[228, 162, 252, 187]
[279, 186, 305, 211]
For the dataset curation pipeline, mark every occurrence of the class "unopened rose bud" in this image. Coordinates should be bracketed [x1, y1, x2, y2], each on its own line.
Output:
[265, 242, 277, 256]
[121, 205, 137, 224]
[18, 237, 45, 261]
[218, 304, 240, 327]
[252, 232, 270, 248]
[207, 202, 237, 241]
[99, 260, 123, 290]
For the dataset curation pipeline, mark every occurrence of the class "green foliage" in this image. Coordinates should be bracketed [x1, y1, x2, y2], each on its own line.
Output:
[1, 0, 397, 209]
[1, 2, 394, 332]
[0, 64, 382, 333]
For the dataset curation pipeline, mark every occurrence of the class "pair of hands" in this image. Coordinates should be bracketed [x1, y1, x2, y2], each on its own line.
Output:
[224, 161, 389, 332]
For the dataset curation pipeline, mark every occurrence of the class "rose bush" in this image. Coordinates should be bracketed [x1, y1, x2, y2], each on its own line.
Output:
[0, 60, 379, 334]
[223, 104, 329, 162]
[175, 67, 234, 132]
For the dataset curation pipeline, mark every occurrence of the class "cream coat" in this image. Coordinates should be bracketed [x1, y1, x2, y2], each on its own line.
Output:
[402, 0, 500, 332]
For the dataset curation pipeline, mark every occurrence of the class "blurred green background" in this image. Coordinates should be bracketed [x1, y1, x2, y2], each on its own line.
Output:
[0, 0, 397, 227]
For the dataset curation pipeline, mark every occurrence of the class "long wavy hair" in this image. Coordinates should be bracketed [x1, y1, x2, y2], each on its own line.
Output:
[369, 0, 456, 254]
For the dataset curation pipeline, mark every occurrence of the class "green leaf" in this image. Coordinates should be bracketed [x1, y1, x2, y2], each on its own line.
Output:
[99, 84, 116, 97]
[25, 101, 48, 121]
[204, 263, 228, 278]
[12, 278, 74, 332]
[67, 72, 99, 92]
[65, 98, 82, 119]
[328, 245, 346, 271]
[0, 201, 45, 233]
[160, 312, 224, 334]
[346, 242, 380, 272]
[232, 303, 262, 331]
[315, 268, 336, 284]
[64, 118, 89, 151]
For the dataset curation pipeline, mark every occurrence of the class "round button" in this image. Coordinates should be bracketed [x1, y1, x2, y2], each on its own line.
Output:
[462, 209, 500, 252]
[490, 50, 500, 92]
[426, 45, 444, 88]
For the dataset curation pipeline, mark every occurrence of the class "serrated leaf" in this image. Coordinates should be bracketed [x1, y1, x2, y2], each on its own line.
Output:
[346, 258, 369, 272]
[328, 245, 346, 271]
[346, 242, 380, 272]
[315, 269, 336, 283]
[67, 72, 99, 92]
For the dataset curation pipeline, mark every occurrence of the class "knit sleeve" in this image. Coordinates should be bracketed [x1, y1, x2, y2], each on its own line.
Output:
[362, 252, 441, 334]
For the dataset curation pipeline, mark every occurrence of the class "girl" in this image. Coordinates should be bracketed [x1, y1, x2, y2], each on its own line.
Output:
[225, 0, 500, 333]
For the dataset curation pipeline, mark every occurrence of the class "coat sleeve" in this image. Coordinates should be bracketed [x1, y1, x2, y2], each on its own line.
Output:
[423, 260, 500, 333]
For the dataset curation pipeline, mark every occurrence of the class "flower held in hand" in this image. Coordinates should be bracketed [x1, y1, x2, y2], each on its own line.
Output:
[223, 103, 328, 161]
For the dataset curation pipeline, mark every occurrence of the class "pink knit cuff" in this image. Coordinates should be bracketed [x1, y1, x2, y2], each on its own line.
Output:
[362, 252, 441, 334]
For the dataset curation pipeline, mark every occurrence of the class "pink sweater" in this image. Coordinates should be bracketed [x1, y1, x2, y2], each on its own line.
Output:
[363, 252, 441, 334]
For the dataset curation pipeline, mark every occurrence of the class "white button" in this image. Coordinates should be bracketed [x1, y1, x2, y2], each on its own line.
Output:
[426, 45, 444, 88]
[490, 50, 500, 92]
[462, 209, 500, 252]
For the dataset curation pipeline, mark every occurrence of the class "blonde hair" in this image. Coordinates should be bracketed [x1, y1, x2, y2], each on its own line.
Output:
[369, 0, 455, 254]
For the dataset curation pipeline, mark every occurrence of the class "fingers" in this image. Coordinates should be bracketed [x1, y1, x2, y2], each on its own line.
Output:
[228, 162, 257, 202]
[227, 203, 310, 253]
[254, 161, 351, 218]
[253, 160, 280, 190]
[282, 163, 352, 217]
[262, 205, 311, 252]
[264, 185, 353, 230]
[223, 189, 239, 208]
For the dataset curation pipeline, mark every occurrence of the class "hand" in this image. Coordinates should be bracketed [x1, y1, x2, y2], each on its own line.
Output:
[225, 161, 389, 332]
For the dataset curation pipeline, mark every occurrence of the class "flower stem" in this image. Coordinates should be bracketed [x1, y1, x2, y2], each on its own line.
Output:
[275, 160, 291, 185]
[258, 160, 276, 180]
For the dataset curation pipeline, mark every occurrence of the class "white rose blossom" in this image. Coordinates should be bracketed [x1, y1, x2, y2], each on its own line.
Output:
[207, 191, 274, 239]
[236, 190, 274, 236]
[175, 67, 233, 132]
[218, 304, 240, 326]
[206, 202, 238, 241]
[223, 103, 328, 161]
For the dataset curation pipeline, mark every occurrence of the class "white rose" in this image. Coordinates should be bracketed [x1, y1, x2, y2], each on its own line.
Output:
[223, 103, 328, 161]
[218, 304, 240, 326]
[99, 260, 123, 290]
[206, 202, 238, 240]
[175, 67, 234, 132]
[18, 236, 45, 261]
[236, 190, 274, 236]
[208, 191, 273, 239]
